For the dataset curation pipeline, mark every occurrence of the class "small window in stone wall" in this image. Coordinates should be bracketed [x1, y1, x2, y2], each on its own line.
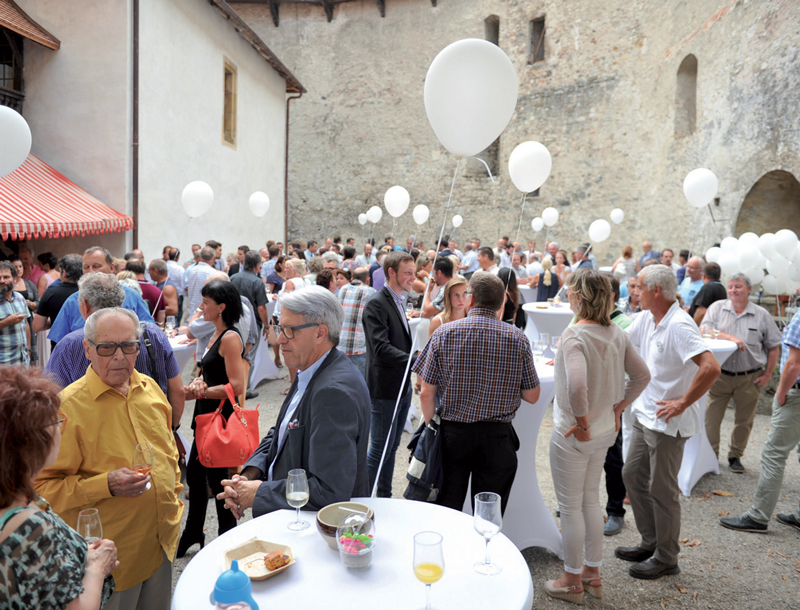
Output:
[529, 18, 545, 64]
[223, 59, 237, 148]
[675, 54, 697, 137]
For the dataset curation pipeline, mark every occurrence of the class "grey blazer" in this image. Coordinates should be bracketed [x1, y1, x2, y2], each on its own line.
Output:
[244, 348, 371, 516]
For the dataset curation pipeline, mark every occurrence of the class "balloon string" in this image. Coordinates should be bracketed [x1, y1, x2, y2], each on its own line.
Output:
[469, 157, 496, 183]
[370, 157, 462, 498]
[391, 218, 396, 243]
[504, 192, 528, 292]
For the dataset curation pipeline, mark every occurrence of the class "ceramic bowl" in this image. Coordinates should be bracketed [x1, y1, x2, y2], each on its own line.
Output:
[316, 501, 374, 550]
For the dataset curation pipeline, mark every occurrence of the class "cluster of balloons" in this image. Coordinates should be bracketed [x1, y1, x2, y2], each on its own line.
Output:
[530, 207, 559, 233]
[0, 106, 32, 179]
[181, 181, 270, 219]
[357, 185, 432, 229]
[706, 230, 800, 294]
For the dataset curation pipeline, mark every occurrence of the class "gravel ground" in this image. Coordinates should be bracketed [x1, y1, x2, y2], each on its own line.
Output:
[172, 359, 800, 607]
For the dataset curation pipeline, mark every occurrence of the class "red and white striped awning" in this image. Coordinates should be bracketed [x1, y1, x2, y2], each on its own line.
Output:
[0, 154, 133, 241]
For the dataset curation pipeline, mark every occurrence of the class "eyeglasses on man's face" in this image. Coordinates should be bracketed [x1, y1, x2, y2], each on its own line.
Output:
[88, 340, 141, 357]
[274, 322, 321, 340]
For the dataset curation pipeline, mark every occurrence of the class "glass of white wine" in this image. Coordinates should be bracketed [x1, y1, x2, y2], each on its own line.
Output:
[77, 508, 102, 547]
[712, 328, 721, 339]
[413, 531, 444, 610]
[550, 336, 560, 358]
[165, 316, 176, 337]
[532, 340, 544, 361]
[133, 442, 154, 492]
[286, 468, 310, 530]
[473, 492, 503, 575]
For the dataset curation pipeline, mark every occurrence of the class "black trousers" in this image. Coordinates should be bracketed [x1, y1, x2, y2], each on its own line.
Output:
[436, 420, 519, 516]
[183, 440, 237, 537]
[604, 429, 627, 517]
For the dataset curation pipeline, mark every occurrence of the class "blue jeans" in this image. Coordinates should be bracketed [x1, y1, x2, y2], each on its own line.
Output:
[367, 388, 412, 497]
[348, 353, 367, 379]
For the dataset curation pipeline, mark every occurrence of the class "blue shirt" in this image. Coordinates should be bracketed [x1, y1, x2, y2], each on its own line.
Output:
[679, 277, 704, 309]
[48, 285, 155, 343]
[385, 284, 410, 333]
[780, 313, 800, 385]
[0, 291, 30, 365]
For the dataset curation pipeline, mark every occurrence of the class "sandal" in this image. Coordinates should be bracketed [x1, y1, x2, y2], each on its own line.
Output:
[544, 580, 584, 605]
[280, 387, 291, 395]
[581, 577, 602, 599]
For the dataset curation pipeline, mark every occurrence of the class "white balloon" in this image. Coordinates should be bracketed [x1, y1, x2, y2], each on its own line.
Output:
[424, 38, 519, 157]
[767, 255, 791, 279]
[531, 217, 544, 232]
[508, 141, 552, 193]
[610, 208, 625, 224]
[358, 213, 367, 226]
[761, 275, 781, 294]
[705, 246, 722, 264]
[782, 277, 799, 295]
[738, 232, 759, 245]
[384, 185, 410, 218]
[452, 214, 463, 228]
[717, 250, 740, 276]
[788, 263, 800, 283]
[366, 205, 383, 224]
[791, 244, 800, 267]
[542, 207, 559, 227]
[588, 219, 611, 243]
[181, 181, 214, 218]
[720, 236, 739, 252]
[247, 191, 270, 217]
[774, 229, 799, 259]
[0, 106, 32, 178]
[744, 266, 765, 286]
[737, 243, 760, 269]
[412, 204, 430, 226]
[757, 233, 776, 259]
[683, 168, 719, 208]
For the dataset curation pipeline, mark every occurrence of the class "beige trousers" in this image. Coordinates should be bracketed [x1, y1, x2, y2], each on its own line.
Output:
[104, 552, 171, 610]
[705, 370, 762, 460]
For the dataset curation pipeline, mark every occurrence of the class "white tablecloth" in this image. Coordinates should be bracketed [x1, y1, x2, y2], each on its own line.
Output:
[172, 498, 533, 610]
[518, 285, 538, 305]
[521, 303, 574, 344]
[168, 335, 196, 373]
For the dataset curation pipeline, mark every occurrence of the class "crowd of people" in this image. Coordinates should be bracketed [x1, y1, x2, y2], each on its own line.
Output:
[0, 232, 798, 609]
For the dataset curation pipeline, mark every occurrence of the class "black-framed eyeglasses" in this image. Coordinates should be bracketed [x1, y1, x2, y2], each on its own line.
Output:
[88, 340, 140, 357]
[274, 323, 321, 340]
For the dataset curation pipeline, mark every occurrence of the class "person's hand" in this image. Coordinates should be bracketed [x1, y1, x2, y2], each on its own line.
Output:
[655, 399, 685, 422]
[753, 373, 770, 388]
[86, 539, 119, 577]
[187, 378, 207, 399]
[777, 391, 787, 407]
[2, 312, 26, 327]
[564, 425, 591, 442]
[108, 468, 150, 497]
[615, 410, 622, 432]
[733, 337, 746, 351]
[217, 475, 259, 520]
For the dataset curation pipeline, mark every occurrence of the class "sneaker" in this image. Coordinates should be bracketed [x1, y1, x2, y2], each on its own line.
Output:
[776, 513, 800, 532]
[719, 514, 768, 533]
[604, 514, 624, 536]
[728, 457, 745, 473]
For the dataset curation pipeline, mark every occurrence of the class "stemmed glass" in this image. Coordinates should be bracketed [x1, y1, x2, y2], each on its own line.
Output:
[77, 508, 103, 547]
[413, 531, 444, 610]
[539, 333, 551, 358]
[473, 492, 503, 575]
[133, 442, 154, 492]
[406, 299, 415, 319]
[712, 328, 721, 339]
[550, 336, 560, 359]
[532, 340, 544, 361]
[286, 469, 310, 530]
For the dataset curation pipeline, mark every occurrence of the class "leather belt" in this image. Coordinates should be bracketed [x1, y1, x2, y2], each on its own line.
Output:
[720, 367, 762, 377]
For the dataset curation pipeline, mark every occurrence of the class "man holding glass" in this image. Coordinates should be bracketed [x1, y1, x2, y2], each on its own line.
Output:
[36, 307, 184, 610]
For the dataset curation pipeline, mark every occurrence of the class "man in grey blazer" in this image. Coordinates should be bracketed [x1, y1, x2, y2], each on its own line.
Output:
[217, 286, 371, 518]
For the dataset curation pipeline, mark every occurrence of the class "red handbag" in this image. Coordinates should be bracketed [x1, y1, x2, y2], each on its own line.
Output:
[195, 383, 260, 468]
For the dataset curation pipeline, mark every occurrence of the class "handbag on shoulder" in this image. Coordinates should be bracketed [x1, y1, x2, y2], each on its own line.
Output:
[195, 383, 260, 468]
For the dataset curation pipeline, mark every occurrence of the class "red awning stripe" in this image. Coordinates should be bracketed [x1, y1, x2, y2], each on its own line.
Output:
[0, 154, 133, 241]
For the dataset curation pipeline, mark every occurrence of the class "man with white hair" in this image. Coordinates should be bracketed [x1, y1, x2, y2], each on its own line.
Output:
[217, 286, 371, 517]
[678, 257, 704, 311]
[616, 265, 720, 579]
[545, 241, 559, 261]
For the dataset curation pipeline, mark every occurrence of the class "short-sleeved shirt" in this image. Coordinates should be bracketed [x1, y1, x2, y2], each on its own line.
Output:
[231, 270, 268, 327]
[702, 300, 782, 372]
[35, 282, 79, 324]
[185, 261, 216, 314]
[627, 301, 709, 437]
[679, 277, 704, 309]
[780, 313, 800, 385]
[338, 280, 375, 355]
[461, 250, 480, 274]
[413, 307, 539, 423]
[0, 291, 29, 364]
[688, 282, 727, 319]
[260, 258, 278, 281]
[137, 280, 166, 318]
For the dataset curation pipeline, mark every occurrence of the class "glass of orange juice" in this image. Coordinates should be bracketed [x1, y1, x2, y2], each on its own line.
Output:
[413, 531, 444, 610]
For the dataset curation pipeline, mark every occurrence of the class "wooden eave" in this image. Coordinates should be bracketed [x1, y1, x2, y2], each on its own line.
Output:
[0, 0, 60, 50]
[227, 0, 438, 25]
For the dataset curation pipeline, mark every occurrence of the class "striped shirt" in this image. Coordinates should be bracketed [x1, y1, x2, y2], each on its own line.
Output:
[780, 312, 800, 385]
[338, 280, 376, 355]
[413, 307, 539, 423]
[185, 261, 216, 315]
[702, 300, 782, 372]
[0, 291, 30, 365]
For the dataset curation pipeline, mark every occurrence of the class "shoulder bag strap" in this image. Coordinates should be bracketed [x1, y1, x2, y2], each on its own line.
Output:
[140, 322, 163, 389]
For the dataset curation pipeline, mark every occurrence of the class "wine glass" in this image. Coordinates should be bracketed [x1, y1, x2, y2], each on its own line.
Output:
[712, 328, 721, 339]
[165, 316, 176, 337]
[133, 442, 154, 492]
[286, 469, 310, 530]
[532, 340, 544, 361]
[473, 492, 502, 575]
[77, 508, 102, 547]
[539, 333, 551, 357]
[550, 335, 560, 358]
[413, 531, 444, 610]
[406, 299, 415, 319]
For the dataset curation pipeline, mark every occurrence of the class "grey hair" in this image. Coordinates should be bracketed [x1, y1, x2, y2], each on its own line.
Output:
[149, 259, 167, 276]
[321, 251, 339, 262]
[243, 250, 261, 272]
[200, 246, 216, 262]
[279, 285, 344, 347]
[728, 272, 752, 288]
[59, 254, 83, 282]
[306, 257, 324, 274]
[639, 264, 678, 301]
[78, 272, 126, 311]
[84, 307, 142, 343]
[118, 278, 142, 295]
[84, 246, 114, 266]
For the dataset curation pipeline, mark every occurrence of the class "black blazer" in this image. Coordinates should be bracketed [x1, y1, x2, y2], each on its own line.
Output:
[362, 286, 413, 400]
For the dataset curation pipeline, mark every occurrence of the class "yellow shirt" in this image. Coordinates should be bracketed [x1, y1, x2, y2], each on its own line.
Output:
[35, 366, 184, 591]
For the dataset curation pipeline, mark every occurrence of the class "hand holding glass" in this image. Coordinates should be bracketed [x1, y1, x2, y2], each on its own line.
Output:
[413, 531, 444, 610]
[286, 469, 310, 530]
[133, 443, 154, 491]
[77, 508, 103, 547]
[474, 492, 502, 575]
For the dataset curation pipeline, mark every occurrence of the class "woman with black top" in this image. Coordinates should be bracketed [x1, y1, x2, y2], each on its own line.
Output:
[177, 280, 244, 558]
[535, 257, 561, 302]
[498, 267, 526, 329]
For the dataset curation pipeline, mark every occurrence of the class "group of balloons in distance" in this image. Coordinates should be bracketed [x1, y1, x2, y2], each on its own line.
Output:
[358, 185, 435, 228]
[180, 181, 270, 219]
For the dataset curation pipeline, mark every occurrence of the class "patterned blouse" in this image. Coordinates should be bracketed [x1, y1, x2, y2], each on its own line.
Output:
[0, 500, 114, 609]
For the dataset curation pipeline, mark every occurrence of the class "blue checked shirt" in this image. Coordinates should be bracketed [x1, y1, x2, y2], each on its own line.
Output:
[260, 258, 278, 282]
[0, 291, 30, 365]
[338, 280, 376, 355]
[780, 313, 800, 385]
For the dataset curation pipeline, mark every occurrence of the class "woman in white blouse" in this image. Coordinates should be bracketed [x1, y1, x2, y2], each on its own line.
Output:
[545, 269, 651, 604]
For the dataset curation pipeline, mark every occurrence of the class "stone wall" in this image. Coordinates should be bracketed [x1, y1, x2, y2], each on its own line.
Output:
[236, 0, 800, 262]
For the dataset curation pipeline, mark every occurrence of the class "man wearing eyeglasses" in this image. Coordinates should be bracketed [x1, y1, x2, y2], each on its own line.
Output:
[0, 260, 31, 365]
[36, 307, 184, 610]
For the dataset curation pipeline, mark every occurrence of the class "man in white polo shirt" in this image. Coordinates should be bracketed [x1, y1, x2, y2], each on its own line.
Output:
[615, 264, 720, 580]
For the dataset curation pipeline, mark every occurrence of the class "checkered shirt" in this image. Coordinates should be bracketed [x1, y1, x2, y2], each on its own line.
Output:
[0, 291, 30, 365]
[413, 307, 539, 423]
[780, 312, 800, 385]
[338, 280, 376, 355]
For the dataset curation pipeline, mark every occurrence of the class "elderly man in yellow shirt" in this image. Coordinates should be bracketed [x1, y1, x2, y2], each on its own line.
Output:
[36, 307, 183, 610]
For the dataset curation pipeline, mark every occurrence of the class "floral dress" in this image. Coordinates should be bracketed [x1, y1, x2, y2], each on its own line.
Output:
[0, 499, 114, 609]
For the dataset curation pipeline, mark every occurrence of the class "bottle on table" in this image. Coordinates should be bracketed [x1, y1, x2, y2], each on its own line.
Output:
[211, 560, 259, 610]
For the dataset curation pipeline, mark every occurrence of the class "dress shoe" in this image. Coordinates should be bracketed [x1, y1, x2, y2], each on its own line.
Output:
[614, 545, 653, 563]
[719, 514, 768, 533]
[245, 390, 259, 399]
[604, 514, 624, 536]
[544, 580, 584, 605]
[776, 513, 800, 532]
[629, 557, 680, 580]
[728, 457, 745, 473]
[176, 531, 205, 558]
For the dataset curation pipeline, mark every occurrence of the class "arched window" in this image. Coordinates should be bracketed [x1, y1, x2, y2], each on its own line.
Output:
[675, 54, 697, 137]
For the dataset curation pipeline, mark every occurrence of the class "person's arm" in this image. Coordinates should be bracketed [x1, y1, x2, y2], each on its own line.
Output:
[776, 345, 800, 406]
[163, 286, 178, 317]
[25, 321, 30, 352]
[427, 315, 442, 338]
[166, 374, 185, 427]
[420, 379, 437, 424]
[257, 304, 270, 331]
[693, 305, 707, 325]
[421, 286, 441, 318]
[0, 311, 26, 329]
[36, 274, 49, 297]
[362, 300, 411, 366]
[655, 350, 721, 421]
[186, 310, 210, 341]
[754, 346, 779, 388]
[521, 385, 541, 404]
[65, 539, 119, 610]
[32, 312, 50, 333]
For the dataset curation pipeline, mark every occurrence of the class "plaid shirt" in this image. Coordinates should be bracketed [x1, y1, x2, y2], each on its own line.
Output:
[0, 291, 30, 365]
[780, 312, 800, 385]
[413, 307, 539, 423]
[338, 280, 376, 355]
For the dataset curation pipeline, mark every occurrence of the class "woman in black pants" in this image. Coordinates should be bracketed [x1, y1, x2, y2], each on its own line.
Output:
[177, 280, 244, 557]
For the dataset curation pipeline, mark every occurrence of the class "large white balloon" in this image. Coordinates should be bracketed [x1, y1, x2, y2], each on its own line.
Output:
[366, 205, 383, 224]
[508, 141, 552, 193]
[720, 236, 739, 252]
[358, 213, 367, 226]
[610, 208, 625, 225]
[181, 181, 214, 218]
[705, 246, 722, 264]
[757, 233, 776, 259]
[384, 185, 410, 218]
[774, 229, 799, 259]
[542, 207, 559, 227]
[424, 38, 519, 157]
[738, 232, 759, 245]
[412, 205, 430, 226]
[531, 217, 544, 232]
[588, 219, 611, 243]
[788, 263, 800, 283]
[781, 277, 799, 295]
[683, 168, 719, 208]
[452, 214, 463, 228]
[717, 250, 740, 276]
[0, 106, 32, 178]
[744, 266, 765, 286]
[791, 244, 800, 267]
[761, 275, 781, 294]
[248, 191, 270, 217]
[737, 243, 761, 269]
[767, 255, 791, 279]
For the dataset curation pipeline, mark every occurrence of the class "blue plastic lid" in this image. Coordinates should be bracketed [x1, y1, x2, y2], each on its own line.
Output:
[212, 560, 259, 609]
